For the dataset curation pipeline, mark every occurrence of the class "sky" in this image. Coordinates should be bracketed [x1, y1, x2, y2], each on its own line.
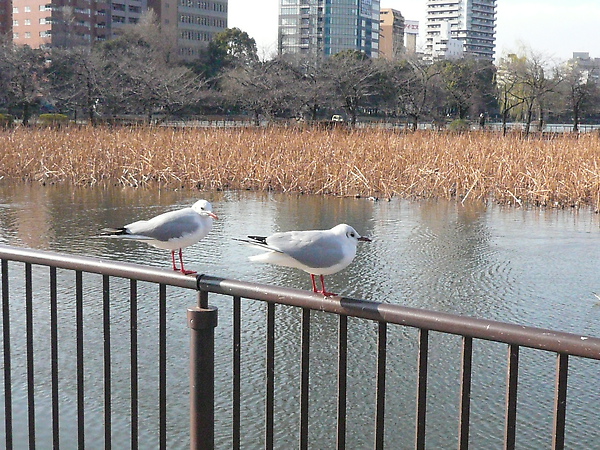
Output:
[228, 0, 600, 63]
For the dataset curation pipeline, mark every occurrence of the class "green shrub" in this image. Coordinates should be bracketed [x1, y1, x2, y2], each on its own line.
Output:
[0, 114, 14, 128]
[39, 113, 69, 126]
[448, 119, 471, 133]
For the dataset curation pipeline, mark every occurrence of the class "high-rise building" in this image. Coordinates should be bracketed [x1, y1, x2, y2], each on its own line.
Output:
[11, 0, 110, 47]
[151, 0, 227, 59]
[404, 20, 419, 55]
[425, 0, 496, 61]
[571, 52, 600, 83]
[6, 0, 226, 58]
[379, 8, 404, 60]
[278, 0, 380, 58]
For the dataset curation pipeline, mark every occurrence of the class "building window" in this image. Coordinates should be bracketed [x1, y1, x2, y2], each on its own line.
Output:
[13, 20, 18, 26]
[24, 6, 31, 12]
[24, 19, 31, 25]
[24, 32, 31, 38]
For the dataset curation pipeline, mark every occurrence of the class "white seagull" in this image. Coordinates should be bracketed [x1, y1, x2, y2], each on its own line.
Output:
[101, 199, 218, 275]
[238, 224, 371, 296]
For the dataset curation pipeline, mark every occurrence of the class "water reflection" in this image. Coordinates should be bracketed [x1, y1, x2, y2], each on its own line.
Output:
[1, 184, 600, 448]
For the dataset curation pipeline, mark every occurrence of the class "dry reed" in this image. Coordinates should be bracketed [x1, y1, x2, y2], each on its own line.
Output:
[1, 126, 600, 209]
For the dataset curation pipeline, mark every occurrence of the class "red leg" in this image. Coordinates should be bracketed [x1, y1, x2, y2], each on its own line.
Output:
[310, 274, 318, 292]
[178, 248, 196, 275]
[319, 275, 337, 297]
[171, 250, 179, 271]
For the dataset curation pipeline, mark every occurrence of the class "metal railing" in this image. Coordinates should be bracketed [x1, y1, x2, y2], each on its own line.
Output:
[1, 244, 600, 449]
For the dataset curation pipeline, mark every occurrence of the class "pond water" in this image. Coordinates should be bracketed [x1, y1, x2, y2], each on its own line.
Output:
[0, 184, 599, 448]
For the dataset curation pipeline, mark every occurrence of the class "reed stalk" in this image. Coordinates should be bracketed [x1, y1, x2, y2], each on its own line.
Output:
[1, 126, 599, 209]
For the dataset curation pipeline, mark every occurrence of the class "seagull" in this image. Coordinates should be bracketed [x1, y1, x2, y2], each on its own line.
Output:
[238, 224, 371, 296]
[100, 199, 218, 275]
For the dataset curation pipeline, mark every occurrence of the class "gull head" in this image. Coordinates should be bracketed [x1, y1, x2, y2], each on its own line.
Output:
[333, 224, 371, 245]
[192, 199, 219, 219]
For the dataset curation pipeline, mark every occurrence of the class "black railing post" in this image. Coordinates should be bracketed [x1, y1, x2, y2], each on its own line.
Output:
[188, 290, 218, 450]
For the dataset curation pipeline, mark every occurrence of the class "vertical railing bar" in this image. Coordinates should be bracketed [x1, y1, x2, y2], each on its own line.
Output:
[25, 262, 35, 450]
[2, 259, 13, 450]
[375, 321, 387, 450]
[552, 353, 568, 450]
[199, 290, 209, 309]
[130, 279, 139, 450]
[265, 302, 275, 450]
[336, 314, 348, 450]
[458, 336, 473, 450]
[103, 275, 112, 450]
[232, 296, 241, 450]
[299, 308, 310, 450]
[159, 283, 167, 450]
[504, 344, 519, 450]
[415, 328, 429, 450]
[50, 266, 60, 450]
[189, 291, 217, 449]
[76, 270, 85, 449]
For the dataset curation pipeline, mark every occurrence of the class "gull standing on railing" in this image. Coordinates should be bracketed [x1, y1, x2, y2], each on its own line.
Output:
[237, 224, 371, 296]
[100, 199, 218, 275]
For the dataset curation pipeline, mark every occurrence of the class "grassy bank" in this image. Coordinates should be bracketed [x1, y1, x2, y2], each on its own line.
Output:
[1, 126, 600, 209]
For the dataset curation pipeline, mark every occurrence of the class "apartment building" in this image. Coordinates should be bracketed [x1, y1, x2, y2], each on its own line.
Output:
[6, 0, 226, 58]
[11, 0, 110, 47]
[379, 8, 404, 59]
[151, 0, 227, 58]
[425, 0, 496, 61]
[278, 0, 380, 58]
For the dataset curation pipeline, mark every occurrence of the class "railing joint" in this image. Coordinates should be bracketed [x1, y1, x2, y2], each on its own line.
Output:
[195, 273, 207, 291]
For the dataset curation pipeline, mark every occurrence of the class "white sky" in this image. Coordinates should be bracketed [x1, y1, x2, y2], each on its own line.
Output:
[228, 0, 600, 62]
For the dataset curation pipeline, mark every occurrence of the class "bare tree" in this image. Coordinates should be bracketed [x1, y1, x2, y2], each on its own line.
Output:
[48, 46, 105, 124]
[323, 50, 382, 126]
[0, 43, 47, 125]
[559, 60, 600, 132]
[438, 58, 496, 121]
[221, 58, 299, 125]
[495, 53, 534, 135]
[280, 54, 333, 121]
[382, 56, 441, 130]
[96, 13, 205, 122]
[500, 48, 562, 136]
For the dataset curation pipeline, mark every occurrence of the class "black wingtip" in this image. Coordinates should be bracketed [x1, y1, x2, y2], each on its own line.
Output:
[247, 235, 268, 244]
[99, 227, 128, 236]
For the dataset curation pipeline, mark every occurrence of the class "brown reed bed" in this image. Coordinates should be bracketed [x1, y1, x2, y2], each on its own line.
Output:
[1, 126, 600, 210]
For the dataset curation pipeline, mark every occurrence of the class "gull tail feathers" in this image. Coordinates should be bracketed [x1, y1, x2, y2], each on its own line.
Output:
[99, 228, 153, 240]
[99, 227, 128, 236]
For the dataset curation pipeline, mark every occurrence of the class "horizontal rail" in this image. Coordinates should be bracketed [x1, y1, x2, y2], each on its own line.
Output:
[2, 245, 598, 360]
[197, 275, 600, 360]
[0, 244, 198, 290]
